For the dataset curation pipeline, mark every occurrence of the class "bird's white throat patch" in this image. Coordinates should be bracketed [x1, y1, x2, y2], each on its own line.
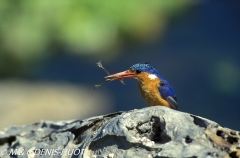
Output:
[148, 74, 158, 80]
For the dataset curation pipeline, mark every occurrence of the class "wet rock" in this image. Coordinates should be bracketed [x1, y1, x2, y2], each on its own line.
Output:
[0, 106, 239, 158]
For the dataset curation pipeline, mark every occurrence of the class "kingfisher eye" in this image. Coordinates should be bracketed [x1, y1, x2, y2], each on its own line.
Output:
[135, 70, 142, 74]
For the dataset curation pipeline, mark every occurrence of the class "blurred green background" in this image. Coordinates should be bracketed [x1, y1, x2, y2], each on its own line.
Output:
[0, 1, 239, 130]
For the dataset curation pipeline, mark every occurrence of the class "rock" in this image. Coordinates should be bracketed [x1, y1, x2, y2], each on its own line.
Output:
[0, 106, 239, 158]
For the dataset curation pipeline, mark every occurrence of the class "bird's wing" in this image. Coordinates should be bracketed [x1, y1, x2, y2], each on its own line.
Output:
[167, 96, 178, 110]
[158, 80, 178, 110]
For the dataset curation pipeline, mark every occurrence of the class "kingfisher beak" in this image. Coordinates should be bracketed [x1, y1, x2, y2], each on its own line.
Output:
[105, 70, 136, 79]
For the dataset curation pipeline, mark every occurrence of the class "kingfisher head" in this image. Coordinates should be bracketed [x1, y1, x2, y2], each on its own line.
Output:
[105, 63, 163, 81]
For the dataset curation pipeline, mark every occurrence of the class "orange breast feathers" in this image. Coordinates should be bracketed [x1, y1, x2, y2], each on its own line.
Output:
[136, 72, 172, 108]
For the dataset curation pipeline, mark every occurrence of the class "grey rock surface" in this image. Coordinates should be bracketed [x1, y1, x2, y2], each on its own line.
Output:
[0, 106, 239, 158]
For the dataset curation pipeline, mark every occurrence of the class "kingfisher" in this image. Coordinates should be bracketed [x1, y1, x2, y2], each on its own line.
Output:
[105, 63, 178, 110]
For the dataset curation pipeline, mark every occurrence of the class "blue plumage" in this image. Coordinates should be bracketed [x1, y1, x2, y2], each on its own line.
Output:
[130, 63, 177, 104]
[130, 63, 161, 78]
